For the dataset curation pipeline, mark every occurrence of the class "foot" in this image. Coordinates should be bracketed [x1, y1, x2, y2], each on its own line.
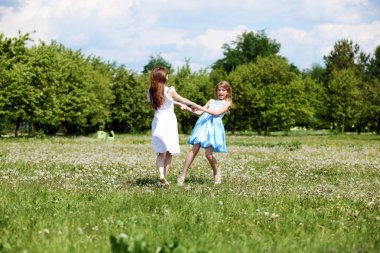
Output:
[177, 175, 185, 186]
[158, 177, 170, 186]
[214, 174, 222, 185]
[162, 178, 170, 185]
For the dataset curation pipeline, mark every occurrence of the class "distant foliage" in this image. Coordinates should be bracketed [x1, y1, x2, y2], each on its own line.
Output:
[173, 61, 214, 133]
[142, 53, 173, 73]
[0, 32, 379, 136]
[210, 30, 280, 83]
[228, 55, 319, 134]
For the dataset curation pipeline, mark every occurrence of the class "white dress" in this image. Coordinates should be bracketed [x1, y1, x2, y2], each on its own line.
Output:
[150, 86, 180, 155]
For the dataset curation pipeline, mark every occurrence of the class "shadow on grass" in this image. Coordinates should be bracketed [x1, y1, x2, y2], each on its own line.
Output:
[134, 177, 158, 186]
[184, 176, 209, 185]
[132, 176, 210, 186]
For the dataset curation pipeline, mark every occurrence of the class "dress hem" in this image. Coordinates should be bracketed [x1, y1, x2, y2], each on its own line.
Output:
[153, 149, 181, 156]
[188, 140, 227, 153]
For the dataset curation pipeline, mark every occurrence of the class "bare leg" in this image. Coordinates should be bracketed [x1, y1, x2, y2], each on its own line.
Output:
[156, 153, 166, 180]
[205, 146, 221, 184]
[164, 151, 172, 177]
[177, 144, 200, 185]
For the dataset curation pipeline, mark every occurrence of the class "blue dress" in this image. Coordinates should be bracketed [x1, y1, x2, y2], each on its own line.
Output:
[188, 99, 227, 153]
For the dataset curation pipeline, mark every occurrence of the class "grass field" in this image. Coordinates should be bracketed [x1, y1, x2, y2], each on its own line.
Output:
[0, 133, 379, 253]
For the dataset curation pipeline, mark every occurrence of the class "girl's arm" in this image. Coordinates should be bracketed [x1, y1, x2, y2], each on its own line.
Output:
[193, 100, 232, 116]
[191, 99, 212, 116]
[168, 87, 197, 107]
[174, 101, 192, 112]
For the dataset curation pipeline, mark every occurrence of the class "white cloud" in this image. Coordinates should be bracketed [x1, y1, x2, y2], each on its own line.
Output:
[168, 26, 249, 70]
[315, 21, 380, 54]
[179, 26, 249, 59]
[271, 20, 380, 69]
[294, 0, 371, 24]
[0, 0, 379, 71]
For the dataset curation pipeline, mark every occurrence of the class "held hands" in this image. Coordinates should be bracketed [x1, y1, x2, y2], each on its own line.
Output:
[179, 104, 192, 112]
[190, 104, 205, 115]
[191, 104, 203, 112]
[179, 103, 204, 114]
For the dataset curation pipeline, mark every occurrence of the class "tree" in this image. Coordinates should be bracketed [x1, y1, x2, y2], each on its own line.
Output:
[142, 53, 173, 73]
[173, 60, 213, 133]
[57, 49, 114, 135]
[85, 56, 114, 134]
[368, 45, 380, 79]
[211, 30, 280, 75]
[322, 39, 372, 133]
[325, 69, 360, 133]
[28, 41, 67, 134]
[324, 39, 369, 79]
[228, 55, 316, 134]
[303, 63, 326, 83]
[363, 45, 380, 134]
[302, 64, 329, 129]
[110, 66, 151, 133]
[354, 79, 380, 134]
[0, 32, 36, 136]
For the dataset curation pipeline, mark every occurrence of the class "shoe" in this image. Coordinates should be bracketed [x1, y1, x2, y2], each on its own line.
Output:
[177, 175, 185, 186]
[214, 174, 222, 185]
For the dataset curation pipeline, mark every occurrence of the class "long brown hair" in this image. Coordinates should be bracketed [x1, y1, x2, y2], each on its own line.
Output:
[215, 81, 232, 102]
[149, 66, 169, 110]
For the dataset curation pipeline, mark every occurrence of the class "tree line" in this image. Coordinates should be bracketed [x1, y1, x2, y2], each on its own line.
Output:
[0, 31, 379, 136]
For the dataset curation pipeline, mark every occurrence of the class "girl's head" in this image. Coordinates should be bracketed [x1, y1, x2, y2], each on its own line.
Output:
[215, 81, 232, 101]
[149, 66, 169, 110]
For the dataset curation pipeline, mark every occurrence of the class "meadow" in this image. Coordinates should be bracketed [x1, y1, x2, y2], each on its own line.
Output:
[0, 133, 379, 253]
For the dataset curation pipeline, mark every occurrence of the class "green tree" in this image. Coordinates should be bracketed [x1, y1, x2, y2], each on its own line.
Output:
[211, 30, 280, 76]
[228, 56, 316, 134]
[0, 32, 36, 136]
[363, 45, 380, 134]
[110, 66, 151, 133]
[60, 50, 114, 135]
[354, 79, 380, 134]
[326, 69, 360, 133]
[368, 45, 380, 79]
[85, 56, 114, 134]
[173, 61, 213, 133]
[28, 41, 67, 134]
[302, 64, 329, 129]
[303, 63, 326, 83]
[322, 39, 372, 133]
[324, 39, 369, 79]
[142, 53, 173, 73]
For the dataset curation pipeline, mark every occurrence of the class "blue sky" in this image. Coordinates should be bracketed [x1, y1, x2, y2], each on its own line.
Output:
[1, 0, 379, 72]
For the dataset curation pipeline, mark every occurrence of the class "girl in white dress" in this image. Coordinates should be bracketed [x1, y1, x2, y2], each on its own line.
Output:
[148, 66, 197, 186]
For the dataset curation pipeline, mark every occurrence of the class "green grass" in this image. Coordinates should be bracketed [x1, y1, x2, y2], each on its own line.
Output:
[0, 134, 379, 252]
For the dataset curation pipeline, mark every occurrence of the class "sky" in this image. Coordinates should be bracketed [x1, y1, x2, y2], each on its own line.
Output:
[0, 0, 380, 72]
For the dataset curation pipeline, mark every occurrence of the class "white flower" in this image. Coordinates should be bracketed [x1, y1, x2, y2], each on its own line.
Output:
[39, 228, 50, 235]
[271, 213, 280, 219]
[77, 227, 83, 235]
[366, 201, 375, 208]
[119, 233, 128, 239]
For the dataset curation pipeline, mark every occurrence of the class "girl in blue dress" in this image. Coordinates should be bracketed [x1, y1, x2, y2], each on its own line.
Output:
[177, 81, 233, 186]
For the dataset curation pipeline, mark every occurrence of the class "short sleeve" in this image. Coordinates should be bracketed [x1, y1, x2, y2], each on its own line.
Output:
[167, 86, 175, 93]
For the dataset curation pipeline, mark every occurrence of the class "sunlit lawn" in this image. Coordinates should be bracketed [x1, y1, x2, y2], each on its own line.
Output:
[0, 133, 379, 253]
